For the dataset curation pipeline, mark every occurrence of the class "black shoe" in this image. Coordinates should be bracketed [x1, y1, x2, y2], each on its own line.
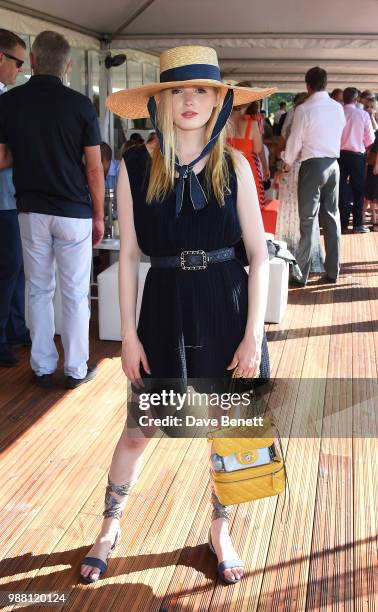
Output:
[65, 363, 97, 389]
[208, 528, 244, 585]
[80, 526, 121, 584]
[353, 225, 370, 233]
[8, 332, 32, 347]
[33, 372, 55, 388]
[0, 344, 19, 367]
[289, 278, 306, 288]
[318, 275, 338, 284]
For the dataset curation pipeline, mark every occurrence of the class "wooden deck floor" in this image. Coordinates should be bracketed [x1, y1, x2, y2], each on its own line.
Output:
[0, 232, 377, 611]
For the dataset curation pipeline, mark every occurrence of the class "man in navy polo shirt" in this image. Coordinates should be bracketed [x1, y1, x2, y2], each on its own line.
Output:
[0, 30, 105, 389]
[0, 29, 30, 368]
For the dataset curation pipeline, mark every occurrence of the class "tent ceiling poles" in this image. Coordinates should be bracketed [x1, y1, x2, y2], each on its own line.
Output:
[111, 0, 157, 37]
[3, 0, 378, 92]
[220, 59, 378, 69]
[111, 32, 378, 39]
[110, 34, 378, 47]
[222, 74, 378, 81]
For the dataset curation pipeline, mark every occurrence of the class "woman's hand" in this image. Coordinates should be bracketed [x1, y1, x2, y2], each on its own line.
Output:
[226, 334, 262, 379]
[121, 332, 151, 388]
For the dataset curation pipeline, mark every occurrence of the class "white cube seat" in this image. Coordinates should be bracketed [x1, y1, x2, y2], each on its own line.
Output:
[98, 261, 150, 341]
[245, 248, 289, 324]
[265, 257, 289, 323]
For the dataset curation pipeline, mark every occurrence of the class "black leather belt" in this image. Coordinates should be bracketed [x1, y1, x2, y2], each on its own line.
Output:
[150, 247, 235, 270]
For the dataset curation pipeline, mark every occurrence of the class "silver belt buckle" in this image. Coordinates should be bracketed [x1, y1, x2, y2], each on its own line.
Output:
[180, 250, 207, 270]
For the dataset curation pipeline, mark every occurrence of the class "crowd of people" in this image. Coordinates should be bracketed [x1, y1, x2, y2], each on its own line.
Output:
[121, 130, 158, 157]
[237, 70, 378, 287]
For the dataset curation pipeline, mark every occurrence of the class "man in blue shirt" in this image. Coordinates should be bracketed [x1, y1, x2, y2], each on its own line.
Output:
[100, 142, 120, 191]
[0, 29, 30, 367]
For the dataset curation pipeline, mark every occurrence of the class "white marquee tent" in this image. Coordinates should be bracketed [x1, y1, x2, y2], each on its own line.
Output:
[1, 0, 378, 92]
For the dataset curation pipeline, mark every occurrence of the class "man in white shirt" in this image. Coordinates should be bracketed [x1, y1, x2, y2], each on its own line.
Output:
[339, 87, 375, 233]
[282, 67, 346, 285]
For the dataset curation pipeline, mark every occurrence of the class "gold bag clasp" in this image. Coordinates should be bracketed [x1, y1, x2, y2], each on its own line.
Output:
[236, 450, 258, 465]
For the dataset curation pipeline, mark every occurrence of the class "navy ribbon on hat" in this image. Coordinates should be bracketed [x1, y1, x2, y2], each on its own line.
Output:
[160, 63, 222, 83]
[147, 88, 234, 217]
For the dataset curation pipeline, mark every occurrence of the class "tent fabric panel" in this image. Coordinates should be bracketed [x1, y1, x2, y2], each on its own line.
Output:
[0, 7, 100, 49]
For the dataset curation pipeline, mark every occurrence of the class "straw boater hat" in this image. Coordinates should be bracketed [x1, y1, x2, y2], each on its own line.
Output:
[106, 45, 276, 119]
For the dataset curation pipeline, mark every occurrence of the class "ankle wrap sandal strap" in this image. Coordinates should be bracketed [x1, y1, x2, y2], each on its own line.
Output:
[103, 476, 134, 520]
[211, 490, 233, 522]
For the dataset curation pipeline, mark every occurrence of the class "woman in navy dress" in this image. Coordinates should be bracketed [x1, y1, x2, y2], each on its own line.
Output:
[80, 46, 274, 586]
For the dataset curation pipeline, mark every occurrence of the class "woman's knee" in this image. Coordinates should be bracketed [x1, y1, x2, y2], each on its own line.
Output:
[119, 433, 150, 451]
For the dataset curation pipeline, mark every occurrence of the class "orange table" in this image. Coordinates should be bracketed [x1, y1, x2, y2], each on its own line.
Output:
[261, 199, 279, 234]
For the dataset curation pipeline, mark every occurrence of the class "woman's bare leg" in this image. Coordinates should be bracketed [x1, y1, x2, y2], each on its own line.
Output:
[209, 491, 244, 583]
[208, 395, 244, 583]
[80, 394, 153, 582]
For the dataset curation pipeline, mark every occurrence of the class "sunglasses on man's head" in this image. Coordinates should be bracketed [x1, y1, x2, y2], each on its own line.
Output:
[2, 52, 24, 69]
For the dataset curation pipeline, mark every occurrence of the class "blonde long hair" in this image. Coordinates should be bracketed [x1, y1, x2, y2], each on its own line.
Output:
[146, 89, 235, 205]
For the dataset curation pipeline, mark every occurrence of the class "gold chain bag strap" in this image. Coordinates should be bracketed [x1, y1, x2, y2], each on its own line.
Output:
[208, 369, 290, 513]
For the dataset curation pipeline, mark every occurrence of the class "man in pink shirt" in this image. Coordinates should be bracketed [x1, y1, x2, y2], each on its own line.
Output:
[339, 87, 375, 233]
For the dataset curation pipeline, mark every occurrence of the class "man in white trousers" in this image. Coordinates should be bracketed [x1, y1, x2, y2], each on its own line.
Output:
[0, 31, 104, 388]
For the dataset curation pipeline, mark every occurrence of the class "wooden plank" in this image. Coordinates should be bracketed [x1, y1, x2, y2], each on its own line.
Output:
[0, 360, 127, 553]
[304, 236, 353, 611]
[59, 438, 207, 612]
[344, 231, 378, 611]
[256, 238, 332, 610]
[352, 437, 378, 612]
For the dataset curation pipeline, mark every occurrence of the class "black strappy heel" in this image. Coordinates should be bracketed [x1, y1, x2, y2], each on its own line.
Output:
[80, 477, 133, 584]
[80, 527, 121, 584]
[208, 528, 244, 585]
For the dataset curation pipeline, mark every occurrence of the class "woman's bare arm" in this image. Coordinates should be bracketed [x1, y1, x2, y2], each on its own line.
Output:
[251, 121, 263, 155]
[117, 159, 151, 384]
[226, 151, 269, 378]
[117, 159, 141, 341]
[235, 152, 269, 341]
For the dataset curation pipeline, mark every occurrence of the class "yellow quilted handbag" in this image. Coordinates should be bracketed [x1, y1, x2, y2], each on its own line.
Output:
[208, 418, 286, 506]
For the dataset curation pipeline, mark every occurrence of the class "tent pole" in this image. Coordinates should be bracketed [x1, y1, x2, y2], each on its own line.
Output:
[99, 39, 113, 149]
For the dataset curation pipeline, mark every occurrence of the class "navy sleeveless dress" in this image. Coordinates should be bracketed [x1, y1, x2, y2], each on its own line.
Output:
[124, 146, 270, 395]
